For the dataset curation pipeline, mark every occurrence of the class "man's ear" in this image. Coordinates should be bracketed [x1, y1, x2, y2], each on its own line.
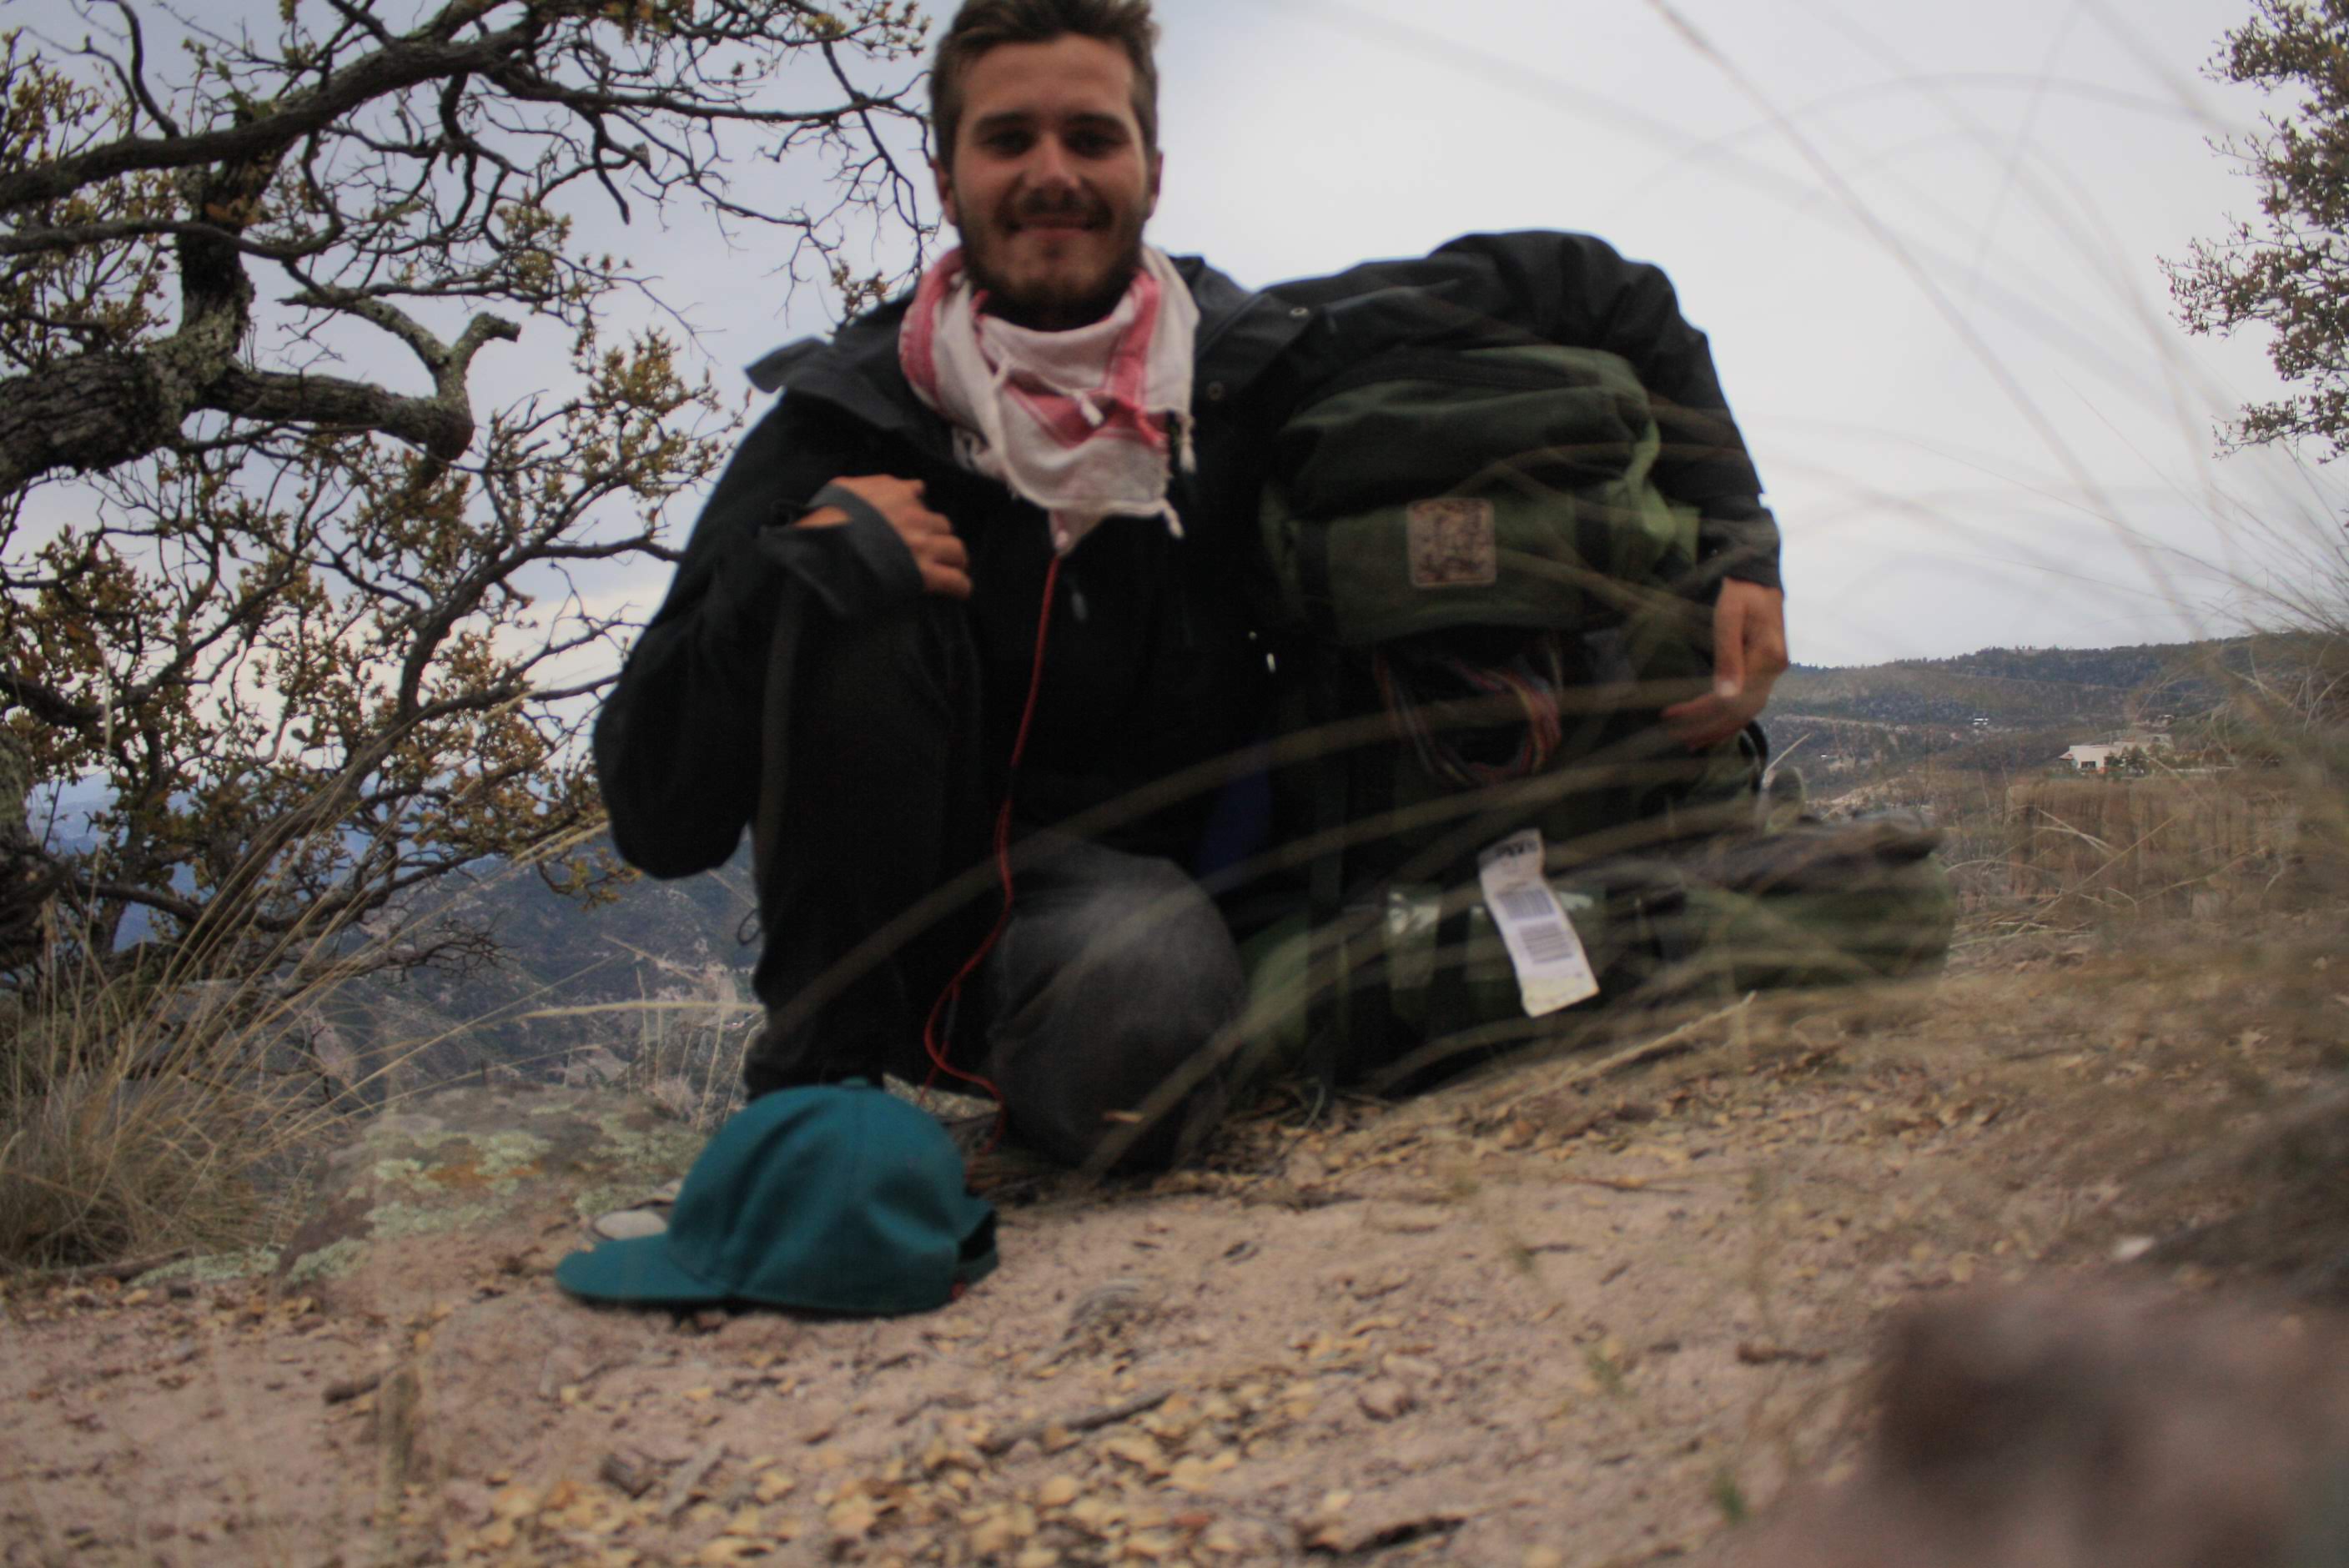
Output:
[933, 154, 960, 227]
[1145, 149, 1164, 219]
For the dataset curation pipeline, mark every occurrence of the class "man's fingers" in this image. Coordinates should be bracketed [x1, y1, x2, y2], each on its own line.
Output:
[827, 474, 952, 539]
[1713, 596, 1749, 699]
[792, 474, 968, 600]
[833, 472, 922, 505]
[906, 508, 963, 545]
[1745, 617, 1788, 693]
[1661, 693, 1725, 748]
[913, 532, 970, 598]
[920, 560, 973, 600]
[1662, 688, 1762, 752]
[815, 474, 968, 597]
[1660, 576, 1789, 753]
[1753, 633, 1789, 691]
[1717, 580, 1788, 697]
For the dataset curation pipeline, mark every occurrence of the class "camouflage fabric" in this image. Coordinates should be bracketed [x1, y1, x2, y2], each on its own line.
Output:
[1241, 813, 1955, 1093]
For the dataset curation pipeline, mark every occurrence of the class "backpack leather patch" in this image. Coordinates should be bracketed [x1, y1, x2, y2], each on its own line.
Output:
[1406, 498, 1497, 589]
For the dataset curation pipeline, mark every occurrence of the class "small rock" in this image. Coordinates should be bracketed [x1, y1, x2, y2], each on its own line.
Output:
[592, 1209, 668, 1242]
[1064, 1278, 1151, 1336]
[442, 1480, 496, 1525]
[600, 1450, 662, 1500]
[1357, 1380, 1415, 1422]
[632, 1434, 699, 1465]
[538, 1348, 590, 1400]
[799, 1398, 845, 1444]
[323, 1372, 384, 1405]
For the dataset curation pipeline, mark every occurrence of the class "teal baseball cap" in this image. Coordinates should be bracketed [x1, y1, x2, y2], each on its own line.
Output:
[556, 1083, 998, 1314]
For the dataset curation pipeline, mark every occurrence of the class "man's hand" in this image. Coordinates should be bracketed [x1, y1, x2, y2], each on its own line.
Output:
[1661, 580, 1788, 751]
[797, 475, 972, 600]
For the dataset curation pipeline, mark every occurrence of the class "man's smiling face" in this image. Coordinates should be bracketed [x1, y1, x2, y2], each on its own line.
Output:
[934, 33, 1163, 331]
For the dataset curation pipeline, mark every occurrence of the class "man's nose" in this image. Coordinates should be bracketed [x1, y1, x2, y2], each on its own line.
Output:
[1024, 133, 1078, 190]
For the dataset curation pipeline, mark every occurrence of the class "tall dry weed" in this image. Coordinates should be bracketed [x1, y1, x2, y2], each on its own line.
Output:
[0, 952, 289, 1269]
[0, 822, 631, 1270]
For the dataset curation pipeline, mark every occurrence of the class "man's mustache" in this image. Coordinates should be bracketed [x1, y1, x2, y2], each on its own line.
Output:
[1004, 189, 1111, 228]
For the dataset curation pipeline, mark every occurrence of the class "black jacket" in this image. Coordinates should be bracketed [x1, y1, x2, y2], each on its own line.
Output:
[593, 234, 1781, 881]
[593, 256, 1315, 879]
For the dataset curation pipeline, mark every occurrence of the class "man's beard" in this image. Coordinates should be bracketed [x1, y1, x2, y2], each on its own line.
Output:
[959, 194, 1149, 331]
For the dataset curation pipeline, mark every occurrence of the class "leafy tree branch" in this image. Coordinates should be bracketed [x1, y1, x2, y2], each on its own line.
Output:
[2166, 0, 2349, 463]
[0, 0, 933, 998]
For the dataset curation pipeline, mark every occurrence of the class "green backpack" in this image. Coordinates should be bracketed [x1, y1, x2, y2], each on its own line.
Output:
[1236, 812, 1956, 1095]
[1264, 343, 1699, 644]
[1257, 339, 1758, 877]
[1248, 341, 1953, 1095]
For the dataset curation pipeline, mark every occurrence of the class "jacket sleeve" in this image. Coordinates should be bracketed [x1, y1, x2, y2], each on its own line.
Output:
[1272, 231, 1783, 592]
[592, 396, 923, 878]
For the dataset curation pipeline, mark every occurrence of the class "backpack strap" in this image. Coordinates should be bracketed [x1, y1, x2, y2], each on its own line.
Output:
[748, 581, 813, 942]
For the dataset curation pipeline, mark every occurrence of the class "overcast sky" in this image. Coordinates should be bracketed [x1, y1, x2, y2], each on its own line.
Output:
[18, 0, 2344, 668]
[1095, 0, 2336, 666]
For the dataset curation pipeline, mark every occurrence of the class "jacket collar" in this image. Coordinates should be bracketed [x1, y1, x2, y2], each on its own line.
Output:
[745, 254, 1310, 461]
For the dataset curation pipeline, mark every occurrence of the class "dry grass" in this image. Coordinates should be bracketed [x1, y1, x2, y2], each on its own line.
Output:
[2007, 774, 2302, 917]
[0, 962, 290, 1270]
[510, 977, 758, 1131]
[1997, 627, 2349, 926]
[0, 809, 736, 1272]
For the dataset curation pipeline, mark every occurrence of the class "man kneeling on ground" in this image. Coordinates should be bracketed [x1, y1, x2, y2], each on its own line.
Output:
[596, 0, 1277, 1168]
[593, 0, 1789, 1171]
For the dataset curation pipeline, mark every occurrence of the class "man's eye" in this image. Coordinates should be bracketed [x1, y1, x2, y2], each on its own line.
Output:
[983, 133, 1030, 154]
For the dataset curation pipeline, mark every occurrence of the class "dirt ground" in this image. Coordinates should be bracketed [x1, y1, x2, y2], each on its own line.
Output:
[4, 903, 2346, 1567]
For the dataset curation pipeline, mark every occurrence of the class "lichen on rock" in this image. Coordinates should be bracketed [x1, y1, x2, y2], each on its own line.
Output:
[132, 1247, 281, 1287]
[272, 1084, 702, 1300]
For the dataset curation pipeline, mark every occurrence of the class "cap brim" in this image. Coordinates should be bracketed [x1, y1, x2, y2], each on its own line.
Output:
[555, 1234, 731, 1305]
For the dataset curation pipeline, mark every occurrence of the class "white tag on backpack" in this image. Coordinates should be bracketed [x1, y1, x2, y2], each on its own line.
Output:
[1477, 829, 1600, 1017]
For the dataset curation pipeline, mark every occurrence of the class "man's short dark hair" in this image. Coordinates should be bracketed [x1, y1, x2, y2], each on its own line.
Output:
[930, 0, 1160, 162]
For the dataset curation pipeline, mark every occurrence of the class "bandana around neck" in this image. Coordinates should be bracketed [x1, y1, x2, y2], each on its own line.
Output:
[898, 245, 1200, 555]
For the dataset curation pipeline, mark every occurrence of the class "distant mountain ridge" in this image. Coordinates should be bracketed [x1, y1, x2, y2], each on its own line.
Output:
[323, 841, 761, 1099]
[1773, 640, 2239, 731]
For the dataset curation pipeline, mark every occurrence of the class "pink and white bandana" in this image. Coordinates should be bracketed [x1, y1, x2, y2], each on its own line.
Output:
[898, 245, 1199, 555]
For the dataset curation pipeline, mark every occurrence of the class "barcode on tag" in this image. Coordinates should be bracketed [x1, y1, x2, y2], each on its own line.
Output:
[1517, 918, 1580, 966]
[1491, 887, 1557, 925]
[1477, 828, 1601, 1018]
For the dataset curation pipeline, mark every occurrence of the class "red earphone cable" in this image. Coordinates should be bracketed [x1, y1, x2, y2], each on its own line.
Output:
[920, 552, 1065, 1130]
